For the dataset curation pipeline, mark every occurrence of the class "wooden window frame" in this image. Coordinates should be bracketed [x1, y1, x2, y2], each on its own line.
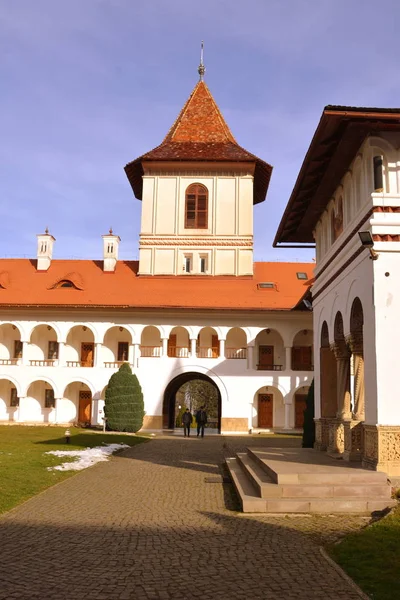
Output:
[14, 340, 23, 359]
[117, 342, 129, 362]
[45, 388, 55, 409]
[10, 388, 19, 407]
[48, 341, 59, 360]
[185, 184, 208, 229]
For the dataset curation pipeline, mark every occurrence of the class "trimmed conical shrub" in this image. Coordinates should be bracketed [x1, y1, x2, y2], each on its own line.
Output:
[302, 379, 315, 448]
[104, 363, 144, 433]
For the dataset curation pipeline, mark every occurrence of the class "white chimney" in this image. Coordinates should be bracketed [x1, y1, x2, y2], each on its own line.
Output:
[102, 228, 120, 272]
[36, 228, 55, 271]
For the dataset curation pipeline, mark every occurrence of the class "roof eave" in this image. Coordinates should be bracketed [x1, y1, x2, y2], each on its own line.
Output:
[274, 106, 400, 245]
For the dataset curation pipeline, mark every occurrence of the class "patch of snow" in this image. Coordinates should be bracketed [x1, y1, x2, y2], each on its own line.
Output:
[46, 443, 130, 471]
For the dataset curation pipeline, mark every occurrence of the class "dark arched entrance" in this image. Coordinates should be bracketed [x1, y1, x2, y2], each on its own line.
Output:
[163, 372, 222, 433]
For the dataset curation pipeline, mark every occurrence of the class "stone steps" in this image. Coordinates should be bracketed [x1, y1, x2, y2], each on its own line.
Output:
[226, 447, 397, 514]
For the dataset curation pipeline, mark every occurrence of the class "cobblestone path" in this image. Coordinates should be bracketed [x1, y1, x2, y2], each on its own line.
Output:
[0, 435, 368, 600]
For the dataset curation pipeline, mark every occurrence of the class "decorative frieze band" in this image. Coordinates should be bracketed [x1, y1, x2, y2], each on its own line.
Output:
[139, 237, 253, 247]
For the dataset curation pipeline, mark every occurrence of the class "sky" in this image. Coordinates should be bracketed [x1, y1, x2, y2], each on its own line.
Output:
[1, 0, 400, 263]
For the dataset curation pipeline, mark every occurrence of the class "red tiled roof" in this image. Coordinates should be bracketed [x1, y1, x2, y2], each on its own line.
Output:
[124, 81, 272, 205]
[0, 260, 313, 311]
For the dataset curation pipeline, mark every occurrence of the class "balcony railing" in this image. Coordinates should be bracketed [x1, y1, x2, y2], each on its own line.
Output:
[225, 347, 247, 359]
[197, 346, 219, 359]
[104, 361, 131, 368]
[292, 363, 314, 371]
[167, 347, 190, 358]
[140, 346, 162, 358]
[66, 360, 94, 368]
[257, 364, 283, 371]
[0, 358, 20, 365]
[29, 359, 57, 367]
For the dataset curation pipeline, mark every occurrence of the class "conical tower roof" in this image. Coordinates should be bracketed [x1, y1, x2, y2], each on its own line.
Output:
[125, 81, 272, 205]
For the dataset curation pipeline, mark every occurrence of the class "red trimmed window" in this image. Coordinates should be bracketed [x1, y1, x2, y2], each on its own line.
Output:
[185, 184, 208, 229]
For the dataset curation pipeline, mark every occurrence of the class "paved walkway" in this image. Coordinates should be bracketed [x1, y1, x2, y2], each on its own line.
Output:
[0, 434, 368, 600]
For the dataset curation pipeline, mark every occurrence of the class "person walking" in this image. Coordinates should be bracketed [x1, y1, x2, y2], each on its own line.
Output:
[182, 408, 193, 437]
[195, 406, 208, 438]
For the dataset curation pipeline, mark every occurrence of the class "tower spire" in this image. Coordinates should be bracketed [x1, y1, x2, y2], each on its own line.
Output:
[198, 41, 205, 81]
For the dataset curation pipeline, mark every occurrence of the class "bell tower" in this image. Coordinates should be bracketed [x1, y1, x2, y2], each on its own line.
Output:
[125, 57, 272, 276]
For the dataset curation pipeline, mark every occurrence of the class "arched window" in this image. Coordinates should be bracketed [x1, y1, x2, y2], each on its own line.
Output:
[185, 184, 208, 229]
[373, 155, 384, 191]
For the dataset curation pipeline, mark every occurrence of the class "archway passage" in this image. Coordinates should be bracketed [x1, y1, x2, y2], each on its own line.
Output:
[163, 372, 221, 433]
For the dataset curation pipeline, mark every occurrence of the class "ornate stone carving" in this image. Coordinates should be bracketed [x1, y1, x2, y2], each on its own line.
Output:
[315, 417, 331, 451]
[362, 425, 400, 475]
[343, 420, 363, 461]
[327, 418, 345, 455]
[140, 236, 253, 247]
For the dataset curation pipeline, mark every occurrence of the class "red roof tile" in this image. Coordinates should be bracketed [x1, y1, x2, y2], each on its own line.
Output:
[124, 81, 272, 205]
[0, 259, 313, 311]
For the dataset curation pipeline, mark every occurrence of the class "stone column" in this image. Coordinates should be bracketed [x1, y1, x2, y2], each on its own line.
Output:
[326, 341, 351, 456]
[347, 333, 365, 421]
[284, 403, 291, 429]
[247, 345, 254, 370]
[22, 341, 29, 366]
[94, 342, 102, 368]
[57, 342, 65, 367]
[331, 342, 351, 419]
[162, 338, 168, 357]
[285, 346, 291, 371]
[133, 343, 140, 367]
[190, 338, 197, 358]
[128, 343, 134, 366]
[17, 396, 27, 422]
[342, 333, 365, 461]
[54, 397, 63, 424]
[219, 339, 225, 359]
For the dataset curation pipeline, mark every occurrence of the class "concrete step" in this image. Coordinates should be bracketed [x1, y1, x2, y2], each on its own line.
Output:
[237, 452, 391, 499]
[226, 457, 397, 513]
[226, 448, 397, 514]
[225, 457, 267, 512]
[247, 448, 389, 485]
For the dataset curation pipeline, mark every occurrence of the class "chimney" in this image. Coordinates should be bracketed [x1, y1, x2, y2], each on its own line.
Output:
[36, 228, 55, 271]
[102, 228, 120, 272]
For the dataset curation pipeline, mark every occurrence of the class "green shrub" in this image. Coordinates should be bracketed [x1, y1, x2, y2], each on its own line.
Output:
[104, 363, 144, 433]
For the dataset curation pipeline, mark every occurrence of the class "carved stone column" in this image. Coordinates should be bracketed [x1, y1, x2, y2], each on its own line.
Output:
[327, 417, 345, 455]
[346, 333, 365, 421]
[314, 417, 330, 451]
[343, 419, 363, 461]
[331, 341, 351, 419]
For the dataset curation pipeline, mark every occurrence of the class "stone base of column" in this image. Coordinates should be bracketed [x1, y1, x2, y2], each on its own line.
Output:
[362, 425, 400, 476]
[314, 418, 330, 451]
[327, 418, 345, 457]
[343, 419, 363, 462]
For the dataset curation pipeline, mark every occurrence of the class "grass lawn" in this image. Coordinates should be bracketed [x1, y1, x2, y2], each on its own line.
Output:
[328, 504, 400, 600]
[0, 426, 148, 515]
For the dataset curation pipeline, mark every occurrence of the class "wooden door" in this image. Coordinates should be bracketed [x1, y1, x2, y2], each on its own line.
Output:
[211, 335, 219, 358]
[79, 391, 92, 424]
[295, 394, 307, 428]
[258, 394, 273, 428]
[167, 334, 177, 357]
[292, 346, 312, 370]
[81, 343, 94, 367]
[259, 346, 274, 369]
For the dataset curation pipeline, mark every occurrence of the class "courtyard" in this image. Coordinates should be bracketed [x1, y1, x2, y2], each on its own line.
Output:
[0, 432, 373, 600]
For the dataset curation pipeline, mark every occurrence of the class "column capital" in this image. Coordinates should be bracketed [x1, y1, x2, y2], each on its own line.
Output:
[345, 332, 363, 354]
[330, 341, 351, 360]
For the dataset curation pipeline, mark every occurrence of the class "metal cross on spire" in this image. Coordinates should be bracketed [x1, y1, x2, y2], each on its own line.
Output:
[198, 41, 205, 81]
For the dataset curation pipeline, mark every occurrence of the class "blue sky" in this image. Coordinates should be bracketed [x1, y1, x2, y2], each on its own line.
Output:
[1, 0, 400, 263]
